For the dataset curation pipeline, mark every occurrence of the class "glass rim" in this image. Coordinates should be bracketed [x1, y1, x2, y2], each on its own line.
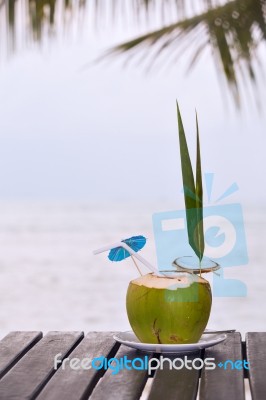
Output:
[172, 256, 220, 274]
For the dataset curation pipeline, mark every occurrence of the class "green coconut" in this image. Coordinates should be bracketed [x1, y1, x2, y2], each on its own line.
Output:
[126, 272, 212, 344]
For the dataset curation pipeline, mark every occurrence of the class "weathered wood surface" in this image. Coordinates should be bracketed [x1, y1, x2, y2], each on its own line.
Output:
[0, 331, 42, 379]
[246, 332, 266, 400]
[0, 331, 264, 399]
[38, 332, 119, 400]
[90, 345, 150, 400]
[200, 332, 245, 400]
[0, 331, 83, 400]
[148, 351, 201, 400]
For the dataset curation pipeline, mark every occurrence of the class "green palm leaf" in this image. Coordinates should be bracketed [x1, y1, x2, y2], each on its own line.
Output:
[195, 112, 204, 261]
[177, 103, 204, 261]
[109, 0, 266, 106]
[1, 0, 265, 106]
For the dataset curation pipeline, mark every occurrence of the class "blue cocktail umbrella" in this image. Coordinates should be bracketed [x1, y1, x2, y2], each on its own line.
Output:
[108, 235, 146, 262]
[108, 235, 146, 275]
[93, 237, 159, 275]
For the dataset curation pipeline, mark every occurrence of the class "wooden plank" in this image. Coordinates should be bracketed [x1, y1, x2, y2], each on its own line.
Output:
[0, 331, 42, 379]
[0, 331, 83, 400]
[200, 332, 245, 400]
[246, 332, 266, 400]
[90, 345, 150, 400]
[147, 352, 201, 400]
[37, 332, 120, 400]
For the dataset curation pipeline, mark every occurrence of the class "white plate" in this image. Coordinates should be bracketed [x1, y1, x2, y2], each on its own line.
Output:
[113, 330, 227, 354]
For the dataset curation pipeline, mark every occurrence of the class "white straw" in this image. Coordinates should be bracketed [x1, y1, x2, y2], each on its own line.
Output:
[93, 241, 163, 275]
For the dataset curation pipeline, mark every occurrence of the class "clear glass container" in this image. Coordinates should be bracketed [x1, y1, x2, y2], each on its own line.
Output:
[172, 256, 220, 274]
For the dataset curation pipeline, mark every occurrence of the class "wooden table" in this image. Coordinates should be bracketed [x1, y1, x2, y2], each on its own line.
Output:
[0, 331, 265, 399]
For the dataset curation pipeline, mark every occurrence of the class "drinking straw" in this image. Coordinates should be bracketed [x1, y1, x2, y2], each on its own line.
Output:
[93, 241, 163, 275]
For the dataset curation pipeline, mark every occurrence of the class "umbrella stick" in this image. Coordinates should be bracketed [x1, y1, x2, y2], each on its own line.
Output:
[130, 255, 143, 276]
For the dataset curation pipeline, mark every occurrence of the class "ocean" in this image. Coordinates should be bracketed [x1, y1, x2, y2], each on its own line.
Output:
[0, 201, 265, 340]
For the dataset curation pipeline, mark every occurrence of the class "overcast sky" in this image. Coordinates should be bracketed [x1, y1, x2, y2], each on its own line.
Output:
[0, 6, 266, 207]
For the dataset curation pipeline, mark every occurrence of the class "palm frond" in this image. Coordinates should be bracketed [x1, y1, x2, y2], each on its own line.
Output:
[176, 103, 205, 261]
[108, 0, 266, 106]
[0, 0, 218, 49]
[1, 0, 266, 106]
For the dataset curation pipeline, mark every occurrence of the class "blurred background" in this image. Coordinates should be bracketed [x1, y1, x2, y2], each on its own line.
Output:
[0, 0, 266, 338]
